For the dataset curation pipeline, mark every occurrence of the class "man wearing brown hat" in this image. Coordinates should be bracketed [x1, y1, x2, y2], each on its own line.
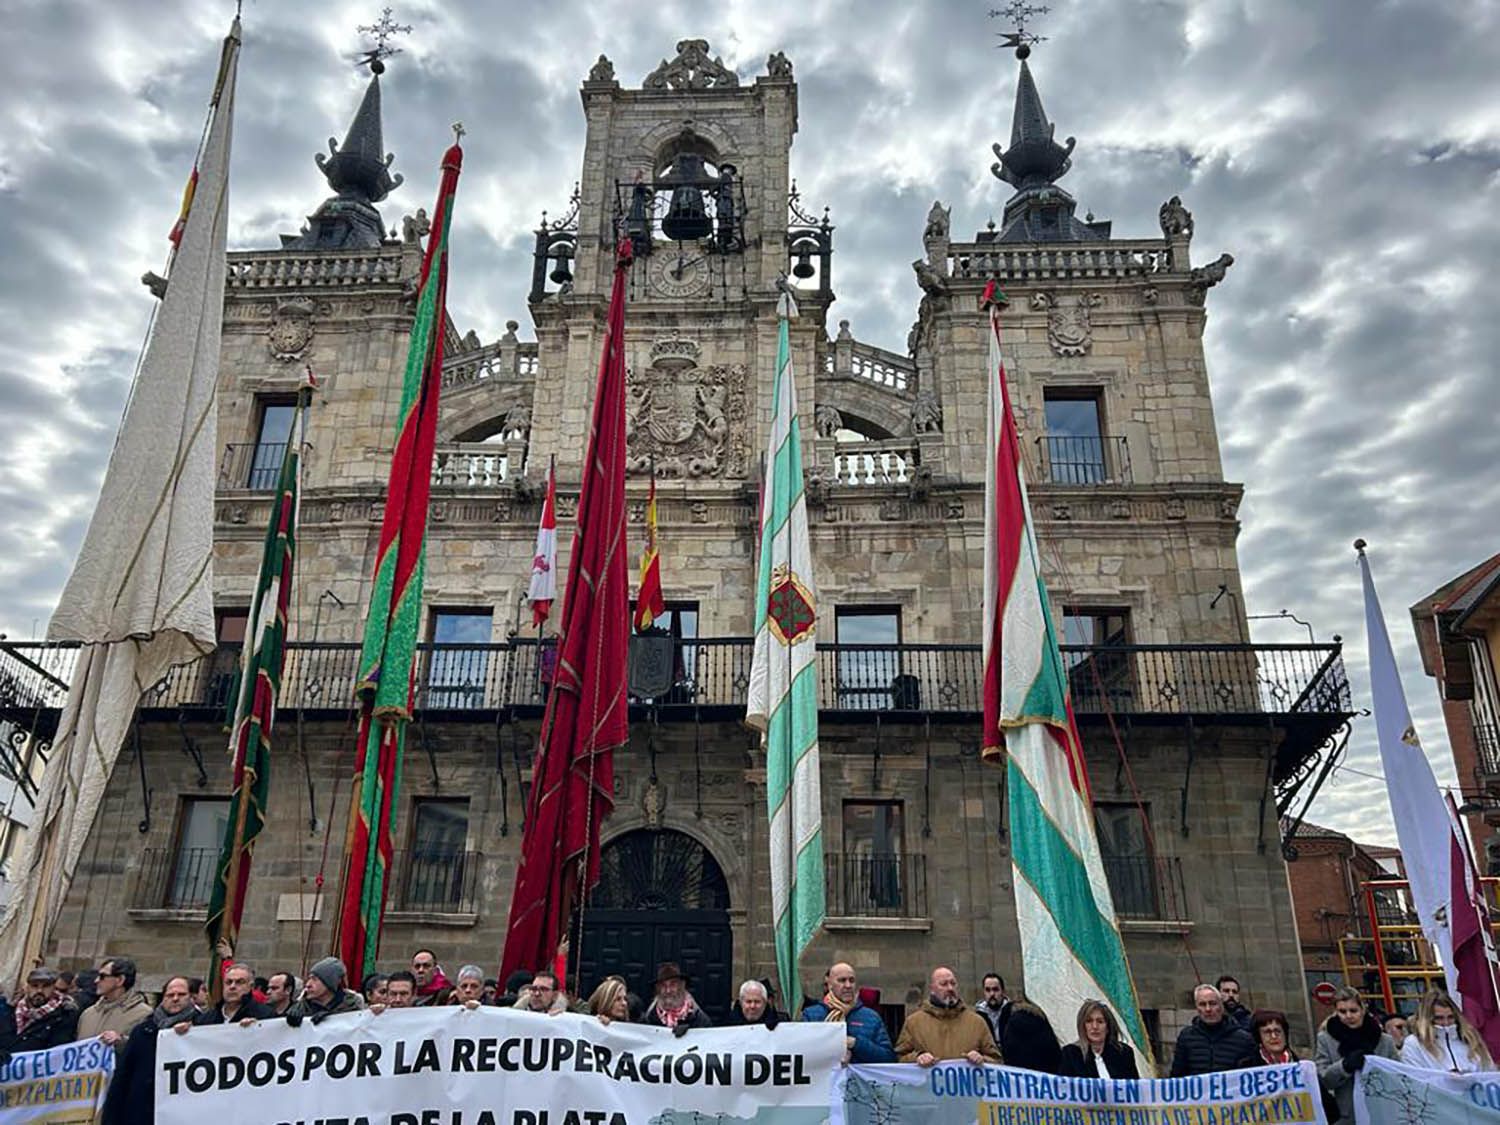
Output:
[643, 963, 712, 1034]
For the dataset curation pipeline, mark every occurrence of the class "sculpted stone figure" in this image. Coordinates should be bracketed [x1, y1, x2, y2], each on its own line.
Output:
[815, 404, 844, 439]
[766, 51, 793, 79]
[911, 259, 951, 298]
[587, 55, 615, 83]
[923, 201, 950, 243]
[908, 389, 942, 435]
[1159, 195, 1194, 240]
[1190, 252, 1234, 289]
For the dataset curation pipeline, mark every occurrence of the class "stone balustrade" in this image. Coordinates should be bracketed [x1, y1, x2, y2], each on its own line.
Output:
[831, 438, 917, 485]
[431, 443, 512, 488]
[226, 246, 407, 289]
[442, 340, 540, 391]
[946, 238, 1172, 283]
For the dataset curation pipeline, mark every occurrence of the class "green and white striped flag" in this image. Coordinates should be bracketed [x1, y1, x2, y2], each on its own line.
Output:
[746, 289, 824, 1005]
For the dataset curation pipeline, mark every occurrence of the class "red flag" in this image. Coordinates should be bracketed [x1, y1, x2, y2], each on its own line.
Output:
[1448, 795, 1500, 1058]
[633, 475, 665, 632]
[499, 240, 633, 984]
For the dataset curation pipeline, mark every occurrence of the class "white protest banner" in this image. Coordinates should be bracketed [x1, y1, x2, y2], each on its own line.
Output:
[836, 1061, 1328, 1125]
[0, 1036, 114, 1124]
[1355, 1055, 1500, 1125]
[157, 1007, 845, 1125]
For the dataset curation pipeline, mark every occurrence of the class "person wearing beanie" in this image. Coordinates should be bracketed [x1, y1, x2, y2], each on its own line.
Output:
[285, 957, 364, 1025]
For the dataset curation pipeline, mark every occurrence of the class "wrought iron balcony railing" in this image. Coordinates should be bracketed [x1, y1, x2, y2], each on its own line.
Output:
[1101, 855, 1188, 922]
[1035, 435, 1132, 485]
[826, 852, 928, 918]
[1475, 722, 1500, 778]
[132, 846, 217, 911]
[393, 849, 481, 914]
[219, 443, 289, 491]
[0, 638, 1351, 724]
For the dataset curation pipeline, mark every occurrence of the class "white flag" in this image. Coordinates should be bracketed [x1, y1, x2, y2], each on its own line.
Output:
[0, 21, 238, 989]
[1359, 544, 1458, 1000]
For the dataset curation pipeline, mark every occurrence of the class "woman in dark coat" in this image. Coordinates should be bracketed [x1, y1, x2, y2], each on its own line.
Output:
[1059, 1000, 1140, 1079]
[1002, 1001, 1065, 1075]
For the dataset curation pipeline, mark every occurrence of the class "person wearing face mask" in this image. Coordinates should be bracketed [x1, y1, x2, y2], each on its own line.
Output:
[1314, 986, 1397, 1122]
[1399, 990, 1494, 1073]
[895, 966, 1002, 1067]
[101, 976, 197, 1125]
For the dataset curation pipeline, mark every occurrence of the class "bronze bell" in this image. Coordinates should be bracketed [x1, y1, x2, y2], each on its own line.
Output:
[661, 153, 712, 243]
[792, 244, 816, 280]
[549, 243, 573, 285]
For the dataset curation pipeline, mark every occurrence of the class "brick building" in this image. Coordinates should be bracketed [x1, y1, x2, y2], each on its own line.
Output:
[0, 41, 1353, 1060]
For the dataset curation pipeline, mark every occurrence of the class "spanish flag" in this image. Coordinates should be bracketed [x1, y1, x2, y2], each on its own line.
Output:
[633, 475, 665, 632]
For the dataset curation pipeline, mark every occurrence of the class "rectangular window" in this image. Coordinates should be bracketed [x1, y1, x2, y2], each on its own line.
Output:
[1062, 607, 1133, 706]
[1094, 802, 1160, 918]
[204, 609, 250, 710]
[404, 798, 471, 912]
[840, 800, 906, 912]
[834, 606, 901, 711]
[248, 399, 297, 489]
[169, 797, 229, 908]
[1043, 389, 1107, 483]
[426, 608, 493, 710]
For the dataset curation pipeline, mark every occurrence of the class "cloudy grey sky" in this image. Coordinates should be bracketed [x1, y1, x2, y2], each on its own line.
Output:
[2, 0, 1497, 843]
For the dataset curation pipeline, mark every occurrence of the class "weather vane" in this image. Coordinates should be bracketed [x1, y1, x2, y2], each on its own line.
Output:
[989, 1, 1050, 58]
[354, 7, 412, 74]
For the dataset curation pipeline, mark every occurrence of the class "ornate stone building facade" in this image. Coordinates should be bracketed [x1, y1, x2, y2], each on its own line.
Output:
[0, 41, 1353, 1059]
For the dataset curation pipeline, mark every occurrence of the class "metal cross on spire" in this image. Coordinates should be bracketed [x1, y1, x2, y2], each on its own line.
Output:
[989, 0, 1050, 58]
[355, 7, 412, 73]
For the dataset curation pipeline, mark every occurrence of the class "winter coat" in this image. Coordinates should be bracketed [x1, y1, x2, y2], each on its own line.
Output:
[974, 999, 1013, 1047]
[76, 992, 153, 1053]
[1223, 1003, 1253, 1032]
[643, 1000, 713, 1030]
[802, 1000, 897, 1063]
[729, 1007, 788, 1029]
[194, 997, 277, 1025]
[100, 1013, 193, 1125]
[1314, 1015, 1398, 1122]
[511, 991, 572, 1016]
[1060, 1041, 1140, 1080]
[0, 999, 80, 1060]
[896, 1000, 1003, 1065]
[1169, 1016, 1256, 1077]
[1001, 1006, 1063, 1074]
[1399, 1028, 1493, 1074]
[285, 989, 365, 1025]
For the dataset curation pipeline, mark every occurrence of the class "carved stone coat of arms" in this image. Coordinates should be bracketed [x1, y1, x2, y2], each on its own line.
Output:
[626, 362, 747, 478]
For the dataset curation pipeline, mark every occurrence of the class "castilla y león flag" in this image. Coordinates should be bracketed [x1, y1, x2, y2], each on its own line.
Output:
[335, 139, 464, 986]
[500, 241, 634, 983]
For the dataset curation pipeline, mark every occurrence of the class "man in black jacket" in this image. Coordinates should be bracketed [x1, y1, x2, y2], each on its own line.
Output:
[190, 961, 275, 1027]
[101, 976, 197, 1125]
[0, 968, 80, 1063]
[1170, 984, 1255, 1076]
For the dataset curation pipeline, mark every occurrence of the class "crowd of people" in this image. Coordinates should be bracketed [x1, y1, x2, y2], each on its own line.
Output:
[0, 953, 1491, 1124]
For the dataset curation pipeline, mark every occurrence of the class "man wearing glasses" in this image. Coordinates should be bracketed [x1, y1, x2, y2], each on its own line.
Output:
[77, 958, 152, 1053]
[411, 949, 452, 1006]
[513, 971, 569, 1015]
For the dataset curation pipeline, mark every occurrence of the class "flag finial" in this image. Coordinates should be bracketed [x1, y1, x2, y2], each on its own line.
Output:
[1353, 538, 1368, 555]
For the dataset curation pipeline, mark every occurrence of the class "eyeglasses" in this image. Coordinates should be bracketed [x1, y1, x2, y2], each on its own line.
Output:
[1262, 1027, 1286, 1037]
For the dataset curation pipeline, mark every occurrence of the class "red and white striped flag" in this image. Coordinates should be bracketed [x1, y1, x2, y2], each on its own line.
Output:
[529, 458, 558, 626]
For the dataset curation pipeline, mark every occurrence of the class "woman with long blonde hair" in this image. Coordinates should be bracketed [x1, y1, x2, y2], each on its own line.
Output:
[1400, 990, 1494, 1073]
[587, 976, 631, 1025]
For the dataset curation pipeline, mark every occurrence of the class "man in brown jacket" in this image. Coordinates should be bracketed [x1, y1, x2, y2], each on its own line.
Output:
[896, 967, 1002, 1067]
[76, 958, 152, 1054]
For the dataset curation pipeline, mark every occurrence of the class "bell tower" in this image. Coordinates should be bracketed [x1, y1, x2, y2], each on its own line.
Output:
[525, 40, 831, 485]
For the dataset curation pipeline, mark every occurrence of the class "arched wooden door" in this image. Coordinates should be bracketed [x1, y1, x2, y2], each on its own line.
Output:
[573, 828, 733, 1023]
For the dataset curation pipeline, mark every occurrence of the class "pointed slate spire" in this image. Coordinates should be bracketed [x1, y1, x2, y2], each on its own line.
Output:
[986, 53, 1109, 244]
[284, 67, 404, 250]
[992, 59, 1074, 191]
[317, 72, 403, 203]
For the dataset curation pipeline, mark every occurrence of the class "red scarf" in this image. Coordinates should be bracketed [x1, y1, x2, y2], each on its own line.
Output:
[653, 993, 699, 1029]
[1260, 1047, 1292, 1065]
